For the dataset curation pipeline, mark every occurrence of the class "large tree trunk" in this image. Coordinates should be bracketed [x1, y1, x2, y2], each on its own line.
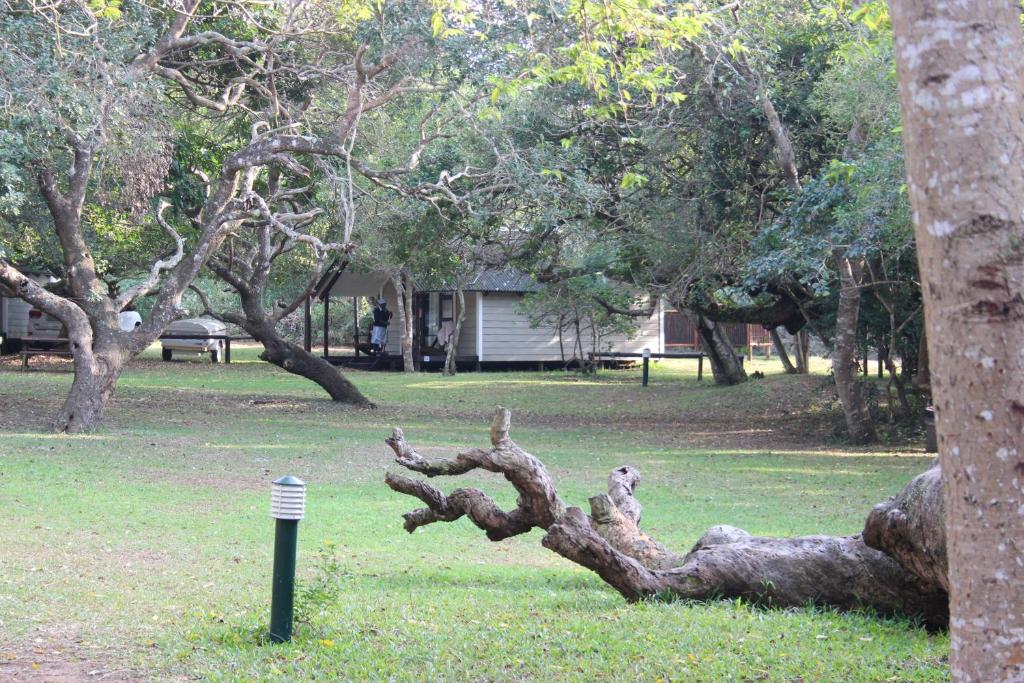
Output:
[384, 409, 948, 629]
[248, 321, 371, 406]
[52, 346, 126, 433]
[832, 252, 876, 444]
[696, 315, 747, 385]
[914, 329, 930, 393]
[864, 464, 947, 593]
[443, 283, 465, 376]
[889, 2, 1024, 678]
[224, 283, 371, 405]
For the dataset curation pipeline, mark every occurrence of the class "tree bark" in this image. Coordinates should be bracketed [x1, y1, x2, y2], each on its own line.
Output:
[392, 273, 416, 373]
[864, 465, 947, 593]
[52, 346, 126, 433]
[384, 409, 949, 628]
[203, 275, 372, 406]
[794, 329, 810, 374]
[914, 329, 930, 393]
[889, 2, 1024, 678]
[770, 328, 798, 374]
[755, 78, 801, 191]
[248, 322, 371, 406]
[832, 252, 876, 444]
[443, 282, 465, 376]
[696, 315, 747, 385]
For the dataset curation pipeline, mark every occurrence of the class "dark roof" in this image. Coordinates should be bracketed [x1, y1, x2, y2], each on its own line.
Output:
[462, 268, 540, 293]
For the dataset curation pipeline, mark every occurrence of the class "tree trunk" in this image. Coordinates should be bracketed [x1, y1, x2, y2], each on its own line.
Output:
[770, 328, 797, 374]
[889, 2, 1024, 678]
[392, 273, 415, 373]
[864, 465, 947, 593]
[384, 408, 949, 628]
[794, 329, 810, 374]
[52, 347, 126, 433]
[248, 322, 371, 406]
[832, 252, 876, 444]
[443, 283, 465, 376]
[914, 329, 930, 393]
[696, 315, 747, 385]
[755, 79, 801, 191]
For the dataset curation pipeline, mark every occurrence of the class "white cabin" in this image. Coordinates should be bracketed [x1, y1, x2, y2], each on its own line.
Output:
[316, 268, 664, 368]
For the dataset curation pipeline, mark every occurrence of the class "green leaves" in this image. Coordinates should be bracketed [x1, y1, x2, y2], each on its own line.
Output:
[87, 0, 123, 21]
[620, 172, 648, 190]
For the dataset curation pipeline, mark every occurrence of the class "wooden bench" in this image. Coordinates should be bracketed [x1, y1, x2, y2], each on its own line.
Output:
[21, 340, 72, 369]
[589, 350, 743, 381]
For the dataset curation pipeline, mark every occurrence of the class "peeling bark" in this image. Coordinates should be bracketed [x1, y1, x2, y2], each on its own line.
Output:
[385, 409, 948, 628]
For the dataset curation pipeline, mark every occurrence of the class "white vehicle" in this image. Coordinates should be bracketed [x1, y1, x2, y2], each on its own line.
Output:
[26, 307, 64, 344]
[0, 269, 60, 353]
[161, 317, 227, 363]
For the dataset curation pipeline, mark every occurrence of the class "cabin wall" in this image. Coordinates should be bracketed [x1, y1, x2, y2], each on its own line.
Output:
[478, 293, 662, 362]
[601, 298, 663, 354]
[454, 292, 478, 358]
[381, 281, 403, 356]
[1, 296, 31, 337]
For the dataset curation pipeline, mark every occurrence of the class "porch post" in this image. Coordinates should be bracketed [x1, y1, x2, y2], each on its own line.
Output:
[475, 291, 484, 370]
[303, 296, 312, 352]
[323, 296, 330, 358]
[353, 297, 359, 358]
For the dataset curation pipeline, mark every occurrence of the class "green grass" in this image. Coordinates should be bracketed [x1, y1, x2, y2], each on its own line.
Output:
[0, 349, 946, 680]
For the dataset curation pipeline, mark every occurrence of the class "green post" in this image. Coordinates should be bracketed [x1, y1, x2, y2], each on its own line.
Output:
[269, 475, 306, 644]
[642, 348, 650, 387]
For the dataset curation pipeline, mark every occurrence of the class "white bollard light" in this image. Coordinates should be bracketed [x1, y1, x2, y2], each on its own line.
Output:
[269, 475, 306, 643]
[270, 475, 307, 520]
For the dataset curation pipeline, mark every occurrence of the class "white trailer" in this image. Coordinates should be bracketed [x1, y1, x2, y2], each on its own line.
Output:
[0, 270, 61, 354]
[161, 317, 227, 363]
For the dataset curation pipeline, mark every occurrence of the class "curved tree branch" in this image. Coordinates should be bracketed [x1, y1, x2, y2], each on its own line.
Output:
[385, 408, 950, 628]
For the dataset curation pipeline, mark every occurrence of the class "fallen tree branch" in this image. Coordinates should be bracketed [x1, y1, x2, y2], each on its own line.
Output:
[385, 408, 949, 628]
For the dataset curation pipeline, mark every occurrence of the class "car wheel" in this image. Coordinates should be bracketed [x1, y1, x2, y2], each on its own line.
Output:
[162, 348, 172, 361]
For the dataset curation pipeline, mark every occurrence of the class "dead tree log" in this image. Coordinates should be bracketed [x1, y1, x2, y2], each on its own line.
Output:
[864, 464, 947, 593]
[385, 408, 949, 628]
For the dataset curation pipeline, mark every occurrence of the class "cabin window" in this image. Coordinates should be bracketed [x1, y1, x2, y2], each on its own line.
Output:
[440, 294, 454, 321]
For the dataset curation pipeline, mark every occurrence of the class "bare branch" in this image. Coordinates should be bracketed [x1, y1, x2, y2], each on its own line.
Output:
[115, 203, 186, 311]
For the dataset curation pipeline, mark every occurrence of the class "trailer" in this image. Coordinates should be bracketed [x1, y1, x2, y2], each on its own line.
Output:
[160, 317, 228, 363]
[0, 269, 61, 355]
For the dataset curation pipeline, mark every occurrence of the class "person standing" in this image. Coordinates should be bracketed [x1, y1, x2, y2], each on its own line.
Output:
[371, 298, 392, 354]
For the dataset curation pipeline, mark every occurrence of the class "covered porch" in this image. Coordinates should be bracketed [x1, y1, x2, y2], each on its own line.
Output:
[303, 266, 480, 371]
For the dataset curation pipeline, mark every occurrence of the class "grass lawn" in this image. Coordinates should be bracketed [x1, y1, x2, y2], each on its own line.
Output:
[0, 348, 947, 681]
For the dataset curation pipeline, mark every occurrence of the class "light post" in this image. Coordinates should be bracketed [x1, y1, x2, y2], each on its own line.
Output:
[642, 348, 651, 387]
[269, 475, 306, 643]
